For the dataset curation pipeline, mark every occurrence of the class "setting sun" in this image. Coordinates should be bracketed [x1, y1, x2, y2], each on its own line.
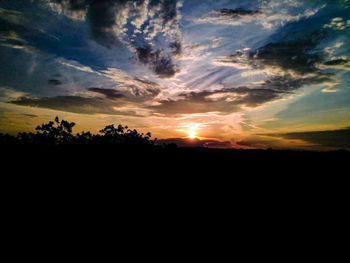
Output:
[187, 124, 198, 138]
[188, 129, 196, 139]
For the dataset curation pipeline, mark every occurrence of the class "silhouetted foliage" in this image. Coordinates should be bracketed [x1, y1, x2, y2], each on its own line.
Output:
[1, 117, 158, 151]
[34, 116, 75, 144]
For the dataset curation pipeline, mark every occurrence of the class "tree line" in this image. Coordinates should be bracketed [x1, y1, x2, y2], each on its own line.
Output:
[0, 116, 177, 151]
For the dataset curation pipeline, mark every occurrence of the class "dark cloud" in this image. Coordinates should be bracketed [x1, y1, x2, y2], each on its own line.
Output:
[157, 137, 232, 148]
[259, 74, 333, 92]
[196, 6, 261, 25]
[23, 113, 38, 118]
[88, 85, 160, 103]
[236, 138, 275, 149]
[324, 58, 349, 66]
[251, 31, 325, 73]
[133, 77, 159, 86]
[137, 45, 154, 64]
[48, 79, 62, 86]
[86, 0, 128, 48]
[0, 13, 29, 48]
[169, 41, 182, 55]
[51, 0, 182, 76]
[215, 8, 260, 18]
[224, 30, 326, 73]
[149, 87, 287, 115]
[114, 78, 161, 102]
[156, 0, 178, 23]
[86, 77, 160, 103]
[10, 95, 137, 116]
[149, 0, 181, 33]
[153, 55, 177, 77]
[136, 45, 178, 77]
[272, 128, 350, 149]
[88, 87, 124, 100]
[127, 85, 160, 99]
[51, 0, 128, 47]
[324, 57, 350, 69]
[219, 29, 335, 93]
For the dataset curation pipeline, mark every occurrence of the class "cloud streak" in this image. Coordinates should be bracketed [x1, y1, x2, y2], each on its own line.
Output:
[10, 95, 138, 116]
[268, 128, 350, 149]
[149, 87, 288, 116]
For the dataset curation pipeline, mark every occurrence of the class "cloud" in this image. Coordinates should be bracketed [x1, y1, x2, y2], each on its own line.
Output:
[236, 137, 280, 149]
[181, 37, 221, 61]
[48, 0, 88, 21]
[323, 17, 350, 31]
[269, 128, 350, 149]
[260, 74, 334, 92]
[217, 28, 338, 93]
[130, 0, 149, 33]
[97, 68, 162, 101]
[136, 45, 178, 77]
[169, 40, 182, 55]
[144, 0, 182, 41]
[48, 79, 62, 86]
[133, 0, 183, 77]
[193, 7, 260, 26]
[10, 95, 137, 116]
[88, 87, 124, 100]
[86, 0, 132, 47]
[193, 4, 322, 29]
[22, 113, 38, 118]
[216, 8, 261, 18]
[50, 0, 129, 47]
[185, 37, 221, 52]
[0, 9, 35, 52]
[50, 0, 182, 77]
[157, 137, 232, 148]
[323, 57, 350, 70]
[222, 30, 326, 73]
[149, 87, 287, 116]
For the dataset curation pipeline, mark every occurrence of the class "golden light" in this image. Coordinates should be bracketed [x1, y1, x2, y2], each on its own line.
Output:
[187, 124, 198, 138]
[188, 129, 196, 139]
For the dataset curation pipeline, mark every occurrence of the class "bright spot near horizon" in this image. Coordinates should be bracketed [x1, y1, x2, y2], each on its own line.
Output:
[188, 129, 196, 139]
[187, 124, 198, 138]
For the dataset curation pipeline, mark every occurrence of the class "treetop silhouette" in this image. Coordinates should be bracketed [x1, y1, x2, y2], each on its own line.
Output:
[2, 116, 158, 149]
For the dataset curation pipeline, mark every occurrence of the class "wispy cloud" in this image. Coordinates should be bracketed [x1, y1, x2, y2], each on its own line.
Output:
[10, 95, 138, 116]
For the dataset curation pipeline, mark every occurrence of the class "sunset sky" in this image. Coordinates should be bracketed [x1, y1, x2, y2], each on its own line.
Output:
[1, 0, 349, 150]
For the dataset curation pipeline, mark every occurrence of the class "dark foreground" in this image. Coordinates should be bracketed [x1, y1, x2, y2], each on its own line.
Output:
[3, 142, 349, 173]
[2, 120, 348, 246]
[2, 136, 348, 231]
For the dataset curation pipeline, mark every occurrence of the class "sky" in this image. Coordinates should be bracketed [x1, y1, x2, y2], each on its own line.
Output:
[0, 0, 349, 150]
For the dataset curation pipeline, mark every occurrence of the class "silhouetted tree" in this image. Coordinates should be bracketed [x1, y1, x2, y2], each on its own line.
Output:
[1, 117, 162, 153]
[35, 116, 75, 144]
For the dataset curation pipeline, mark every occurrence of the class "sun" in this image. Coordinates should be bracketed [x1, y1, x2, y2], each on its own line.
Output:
[188, 129, 196, 139]
[187, 124, 199, 138]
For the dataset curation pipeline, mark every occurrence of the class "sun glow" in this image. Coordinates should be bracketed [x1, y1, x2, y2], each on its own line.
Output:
[188, 129, 196, 138]
[187, 124, 199, 138]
